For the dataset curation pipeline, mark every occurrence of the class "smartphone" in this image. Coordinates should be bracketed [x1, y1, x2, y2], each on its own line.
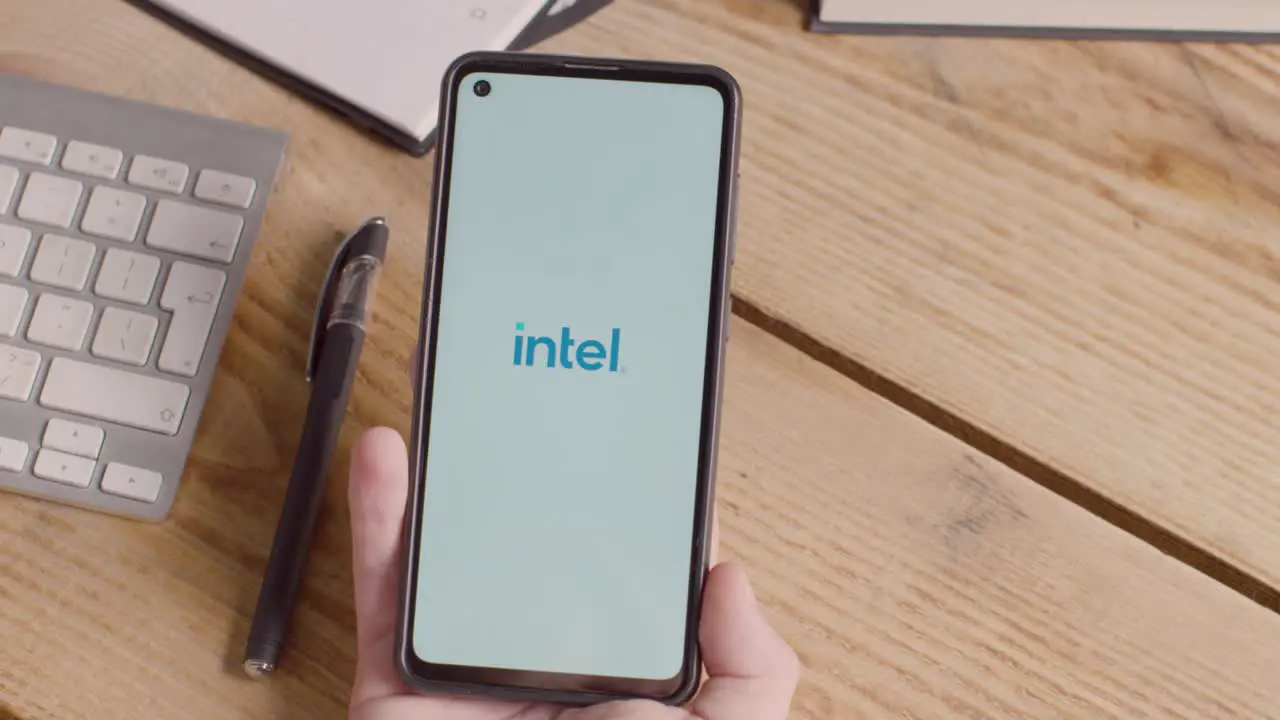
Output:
[399, 51, 742, 706]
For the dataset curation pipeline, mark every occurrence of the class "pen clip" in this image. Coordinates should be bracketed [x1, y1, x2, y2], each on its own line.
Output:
[306, 218, 386, 382]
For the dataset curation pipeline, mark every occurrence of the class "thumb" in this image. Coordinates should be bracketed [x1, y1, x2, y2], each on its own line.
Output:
[348, 426, 411, 707]
[691, 562, 800, 720]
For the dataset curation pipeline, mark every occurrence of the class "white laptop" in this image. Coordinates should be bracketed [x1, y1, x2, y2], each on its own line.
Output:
[810, 0, 1280, 40]
[136, 0, 611, 153]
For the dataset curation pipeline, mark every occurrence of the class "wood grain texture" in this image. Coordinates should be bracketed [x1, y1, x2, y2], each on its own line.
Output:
[535, 0, 1280, 590]
[7, 305, 1280, 720]
[2, 1, 1279, 718]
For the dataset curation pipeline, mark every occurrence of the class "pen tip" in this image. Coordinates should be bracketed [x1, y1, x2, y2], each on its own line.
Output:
[243, 659, 275, 679]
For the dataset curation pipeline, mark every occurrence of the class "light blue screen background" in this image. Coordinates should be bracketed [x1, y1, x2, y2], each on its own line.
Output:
[412, 72, 727, 681]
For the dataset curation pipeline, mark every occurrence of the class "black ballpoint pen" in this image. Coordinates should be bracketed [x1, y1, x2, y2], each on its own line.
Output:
[243, 217, 389, 678]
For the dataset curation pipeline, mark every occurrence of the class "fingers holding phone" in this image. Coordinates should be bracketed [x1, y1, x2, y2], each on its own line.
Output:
[557, 562, 799, 719]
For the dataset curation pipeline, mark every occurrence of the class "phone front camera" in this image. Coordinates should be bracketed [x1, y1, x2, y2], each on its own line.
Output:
[474, 80, 492, 98]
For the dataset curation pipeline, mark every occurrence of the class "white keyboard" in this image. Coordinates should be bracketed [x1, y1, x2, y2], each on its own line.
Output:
[0, 74, 287, 519]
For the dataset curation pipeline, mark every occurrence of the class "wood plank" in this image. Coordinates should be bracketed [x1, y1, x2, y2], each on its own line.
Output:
[542, 0, 1280, 591]
[719, 324, 1280, 719]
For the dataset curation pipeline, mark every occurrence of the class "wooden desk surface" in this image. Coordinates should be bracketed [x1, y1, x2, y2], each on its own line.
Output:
[3, 1, 1280, 718]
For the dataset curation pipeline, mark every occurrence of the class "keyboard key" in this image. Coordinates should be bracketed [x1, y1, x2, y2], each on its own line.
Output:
[40, 357, 190, 435]
[94, 248, 160, 305]
[0, 127, 57, 165]
[61, 141, 123, 179]
[0, 284, 28, 337]
[0, 223, 31, 277]
[28, 234, 96, 291]
[16, 172, 82, 228]
[0, 343, 41, 401]
[145, 199, 243, 263]
[92, 307, 157, 366]
[159, 262, 225, 377]
[101, 463, 163, 503]
[128, 155, 189, 194]
[0, 165, 17, 211]
[26, 293, 93, 351]
[81, 186, 146, 242]
[33, 449, 95, 488]
[43, 419, 105, 459]
[0, 437, 29, 472]
[194, 169, 256, 209]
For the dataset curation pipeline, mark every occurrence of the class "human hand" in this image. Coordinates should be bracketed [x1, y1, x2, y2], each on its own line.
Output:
[347, 426, 800, 719]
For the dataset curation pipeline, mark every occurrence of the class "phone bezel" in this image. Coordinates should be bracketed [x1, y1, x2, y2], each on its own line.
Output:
[398, 50, 743, 707]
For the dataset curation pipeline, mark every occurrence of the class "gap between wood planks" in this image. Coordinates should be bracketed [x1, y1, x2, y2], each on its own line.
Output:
[730, 294, 1280, 617]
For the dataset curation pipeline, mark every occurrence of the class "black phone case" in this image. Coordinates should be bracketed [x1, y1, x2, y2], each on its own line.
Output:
[398, 51, 744, 708]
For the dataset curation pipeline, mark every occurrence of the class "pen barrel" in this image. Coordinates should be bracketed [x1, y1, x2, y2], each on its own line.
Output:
[245, 326, 364, 671]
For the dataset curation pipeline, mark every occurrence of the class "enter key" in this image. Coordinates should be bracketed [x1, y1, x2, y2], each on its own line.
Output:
[159, 261, 225, 378]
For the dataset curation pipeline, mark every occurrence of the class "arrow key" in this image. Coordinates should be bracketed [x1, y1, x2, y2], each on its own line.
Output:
[43, 418, 105, 459]
[0, 437, 29, 472]
[33, 449, 95, 488]
[101, 463, 163, 503]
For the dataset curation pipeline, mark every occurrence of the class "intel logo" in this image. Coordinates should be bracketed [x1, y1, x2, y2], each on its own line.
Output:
[513, 323, 621, 372]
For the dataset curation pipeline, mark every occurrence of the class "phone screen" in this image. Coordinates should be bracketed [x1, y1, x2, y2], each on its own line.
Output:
[411, 67, 733, 685]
